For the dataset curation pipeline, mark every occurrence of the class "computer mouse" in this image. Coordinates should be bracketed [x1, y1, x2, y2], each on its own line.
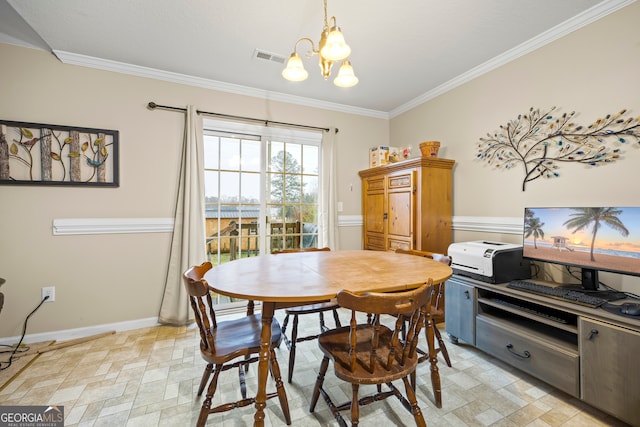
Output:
[620, 303, 640, 316]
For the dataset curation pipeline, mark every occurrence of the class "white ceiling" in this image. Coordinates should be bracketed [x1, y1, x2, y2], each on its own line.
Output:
[0, 0, 632, 117]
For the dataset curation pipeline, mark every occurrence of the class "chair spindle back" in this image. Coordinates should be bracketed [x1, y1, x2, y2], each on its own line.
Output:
[183, 262, 217, 353]
[336, 282, 432, 375]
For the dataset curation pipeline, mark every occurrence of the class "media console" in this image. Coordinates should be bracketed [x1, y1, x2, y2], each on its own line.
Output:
[445, 274, 640, 426]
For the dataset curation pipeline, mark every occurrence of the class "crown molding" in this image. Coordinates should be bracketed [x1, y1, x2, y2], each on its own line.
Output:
[52, 50, 388, 120]
[50, 0, 632, 120]
[389, 0, 635, 118]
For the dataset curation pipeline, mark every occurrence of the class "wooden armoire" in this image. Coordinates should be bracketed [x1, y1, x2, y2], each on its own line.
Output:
[358, 157, 454, 254]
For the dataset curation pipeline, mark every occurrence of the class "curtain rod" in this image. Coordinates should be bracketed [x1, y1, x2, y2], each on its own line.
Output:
[147, 102, 336, 133]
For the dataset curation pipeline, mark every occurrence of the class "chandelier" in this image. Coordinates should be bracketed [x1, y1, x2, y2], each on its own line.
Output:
[281, 0, 358, 88]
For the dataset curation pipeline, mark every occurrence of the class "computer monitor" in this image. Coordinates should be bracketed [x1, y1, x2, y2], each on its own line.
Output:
[522, 207, 640, 298]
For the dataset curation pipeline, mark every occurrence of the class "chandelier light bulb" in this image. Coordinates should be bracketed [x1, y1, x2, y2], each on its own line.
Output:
[333, 60, 358, 87]
[320, 27, 351, 61]
[282, 52, 309, 82]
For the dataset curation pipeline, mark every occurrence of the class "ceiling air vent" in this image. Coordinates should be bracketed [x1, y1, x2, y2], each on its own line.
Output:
[253, 49, 286, 64]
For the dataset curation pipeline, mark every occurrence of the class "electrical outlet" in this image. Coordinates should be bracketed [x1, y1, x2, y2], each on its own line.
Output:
[42, 286, 55, 302]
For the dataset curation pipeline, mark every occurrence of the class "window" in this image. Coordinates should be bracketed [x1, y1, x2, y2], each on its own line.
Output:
[203, 120, 323, 269]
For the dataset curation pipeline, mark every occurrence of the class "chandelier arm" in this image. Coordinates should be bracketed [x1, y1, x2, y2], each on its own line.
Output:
[294, 37, 319, 56]
[327, 16, 337, 29]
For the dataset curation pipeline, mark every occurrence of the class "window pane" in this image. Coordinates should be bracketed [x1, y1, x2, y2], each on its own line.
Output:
[286, 208, 301, 223]
[285, 144, 302, 173]
[268, 172, 284, 204]
[268, 206, 284, 223]
[220, 171, 239, 203]
[268, 141, 284, 172]
[204, 135, 219, 169]
[303, 175, 318, 203]
[204, 171, 219, 198]
[285, 174, 302, 203]
[302, 144, 319, 174]
[301, 204, 318, 224]
[242, 139, 261, 172]
[240, 172, 260, 203]
[220, 137, 240, 170]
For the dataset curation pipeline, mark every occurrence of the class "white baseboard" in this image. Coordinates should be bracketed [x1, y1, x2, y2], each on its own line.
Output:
[0, 317, 161, 346]
[0, 305, 256, 346]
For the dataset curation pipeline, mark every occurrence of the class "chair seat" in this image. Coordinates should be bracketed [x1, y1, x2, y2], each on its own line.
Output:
[201, 314, 282, 364]
[284, 299, 339, 315]
[318, 324, 418, 385]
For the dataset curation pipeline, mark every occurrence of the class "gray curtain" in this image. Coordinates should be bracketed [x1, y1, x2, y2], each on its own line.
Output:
[159, 105, 206, 325]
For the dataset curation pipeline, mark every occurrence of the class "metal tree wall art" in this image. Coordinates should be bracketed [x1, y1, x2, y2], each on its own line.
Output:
[476, 107, 640, 191]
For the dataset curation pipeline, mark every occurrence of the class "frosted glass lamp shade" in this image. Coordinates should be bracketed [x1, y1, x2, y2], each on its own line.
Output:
[282, 53, 309, 82]
[333, 60, 358, 87]
[320, 27, 351, 61]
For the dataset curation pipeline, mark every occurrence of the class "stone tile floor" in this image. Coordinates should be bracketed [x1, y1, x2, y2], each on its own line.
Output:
[0, 310, 629, 426]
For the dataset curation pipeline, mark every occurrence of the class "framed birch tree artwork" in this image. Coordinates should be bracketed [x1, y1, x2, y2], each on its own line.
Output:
[0, 120, 119, 187]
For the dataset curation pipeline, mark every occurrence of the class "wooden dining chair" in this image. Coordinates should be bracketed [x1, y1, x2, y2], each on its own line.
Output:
[183, 262, 291, 427]
[272, 247, 342, 383]
[396, 248, 453, 368]
[309, 283, 432, 427]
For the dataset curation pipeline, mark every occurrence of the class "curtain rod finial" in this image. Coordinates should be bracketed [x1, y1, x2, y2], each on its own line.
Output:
[147, 102, 157, 110]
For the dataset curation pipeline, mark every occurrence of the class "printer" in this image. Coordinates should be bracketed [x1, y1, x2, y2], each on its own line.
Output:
[448, 240, 531, 283]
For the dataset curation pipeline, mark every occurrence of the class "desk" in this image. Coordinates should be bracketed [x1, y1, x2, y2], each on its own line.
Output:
[204, 249, 452, 426]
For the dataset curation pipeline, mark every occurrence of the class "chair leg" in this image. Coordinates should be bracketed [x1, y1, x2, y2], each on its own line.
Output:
[238, 364, 248, 399]
[197, 365, 222, 427]
[280, 313, 291, 350]
[433, 323, 452, 367]
[331, 308, 341, 328]
[310, 356, 329, 412]
[319, 311, 327, 332]
[402, 375, 426, 427]
[351, 383, 360, 426]
[287, 314, 299, 383]
[424, 313, 442, 408]
[269, 347, 292, 425]
[197, 363, 213, 396]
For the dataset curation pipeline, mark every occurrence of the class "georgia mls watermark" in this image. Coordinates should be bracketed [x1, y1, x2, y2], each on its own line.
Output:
[0, 406, 64, 427]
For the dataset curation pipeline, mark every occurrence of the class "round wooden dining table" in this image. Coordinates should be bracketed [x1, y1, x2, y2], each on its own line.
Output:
[204, 249, 453, 426]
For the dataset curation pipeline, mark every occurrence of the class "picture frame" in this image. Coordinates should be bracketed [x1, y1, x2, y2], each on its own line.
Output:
[0, 119, 119, 187]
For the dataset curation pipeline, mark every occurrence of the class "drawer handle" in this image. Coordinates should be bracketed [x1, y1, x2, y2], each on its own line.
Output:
[506, 343, 531, 359]
[464, 290, 470, 299]
[588, 328, 599, 340]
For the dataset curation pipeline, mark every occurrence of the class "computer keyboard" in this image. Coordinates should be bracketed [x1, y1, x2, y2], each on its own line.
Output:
[507, 280, 607, 308]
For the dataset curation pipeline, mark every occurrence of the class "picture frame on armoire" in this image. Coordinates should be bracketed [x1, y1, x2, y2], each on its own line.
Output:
[0, 119, 119, 187]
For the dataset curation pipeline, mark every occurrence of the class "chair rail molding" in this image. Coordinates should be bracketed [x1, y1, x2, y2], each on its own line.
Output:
[453, 216, 522, 234]
[52, 215, 523, 235]
[52, 217, 174, 235]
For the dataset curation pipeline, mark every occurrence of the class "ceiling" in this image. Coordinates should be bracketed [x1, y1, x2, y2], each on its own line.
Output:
[0, 0, 631, 117]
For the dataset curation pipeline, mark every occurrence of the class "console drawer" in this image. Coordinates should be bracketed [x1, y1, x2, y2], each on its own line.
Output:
[476, 315, 579, 397]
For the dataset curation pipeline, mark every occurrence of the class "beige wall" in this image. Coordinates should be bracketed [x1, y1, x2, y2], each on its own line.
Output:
[391, 2, 640, 292]
[2, 2, 639, 339]
[0, 43, 387, 338]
